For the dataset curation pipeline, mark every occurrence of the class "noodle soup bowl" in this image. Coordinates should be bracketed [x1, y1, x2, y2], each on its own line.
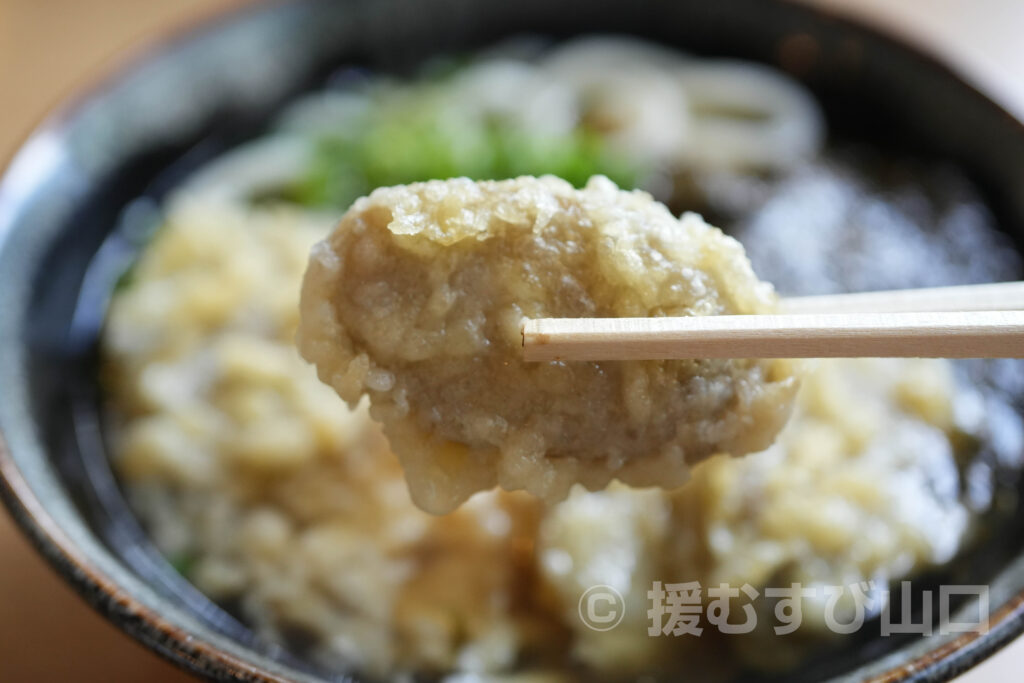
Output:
[2, 0, 1024, 680]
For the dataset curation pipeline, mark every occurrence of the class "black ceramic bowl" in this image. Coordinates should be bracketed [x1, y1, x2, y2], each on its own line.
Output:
[2, 1, 1024, 681]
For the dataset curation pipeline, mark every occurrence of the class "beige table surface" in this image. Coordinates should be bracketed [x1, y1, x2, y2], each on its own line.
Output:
[0, 0, 1020, 680]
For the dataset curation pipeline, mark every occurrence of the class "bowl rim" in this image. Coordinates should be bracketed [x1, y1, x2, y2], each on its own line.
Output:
[2, 0, 1024, 681]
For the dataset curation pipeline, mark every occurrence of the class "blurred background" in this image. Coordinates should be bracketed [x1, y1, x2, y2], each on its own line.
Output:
[0, 0, 1021, 680]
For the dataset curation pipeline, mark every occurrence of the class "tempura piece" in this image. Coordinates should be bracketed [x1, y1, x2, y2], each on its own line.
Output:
[298, 175, 797, 513]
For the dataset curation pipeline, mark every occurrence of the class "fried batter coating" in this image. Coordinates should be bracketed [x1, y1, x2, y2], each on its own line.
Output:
[299, 176, 797, 513]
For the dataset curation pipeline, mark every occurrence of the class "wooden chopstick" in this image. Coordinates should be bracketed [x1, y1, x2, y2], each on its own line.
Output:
[522, 282, 1024, 362]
